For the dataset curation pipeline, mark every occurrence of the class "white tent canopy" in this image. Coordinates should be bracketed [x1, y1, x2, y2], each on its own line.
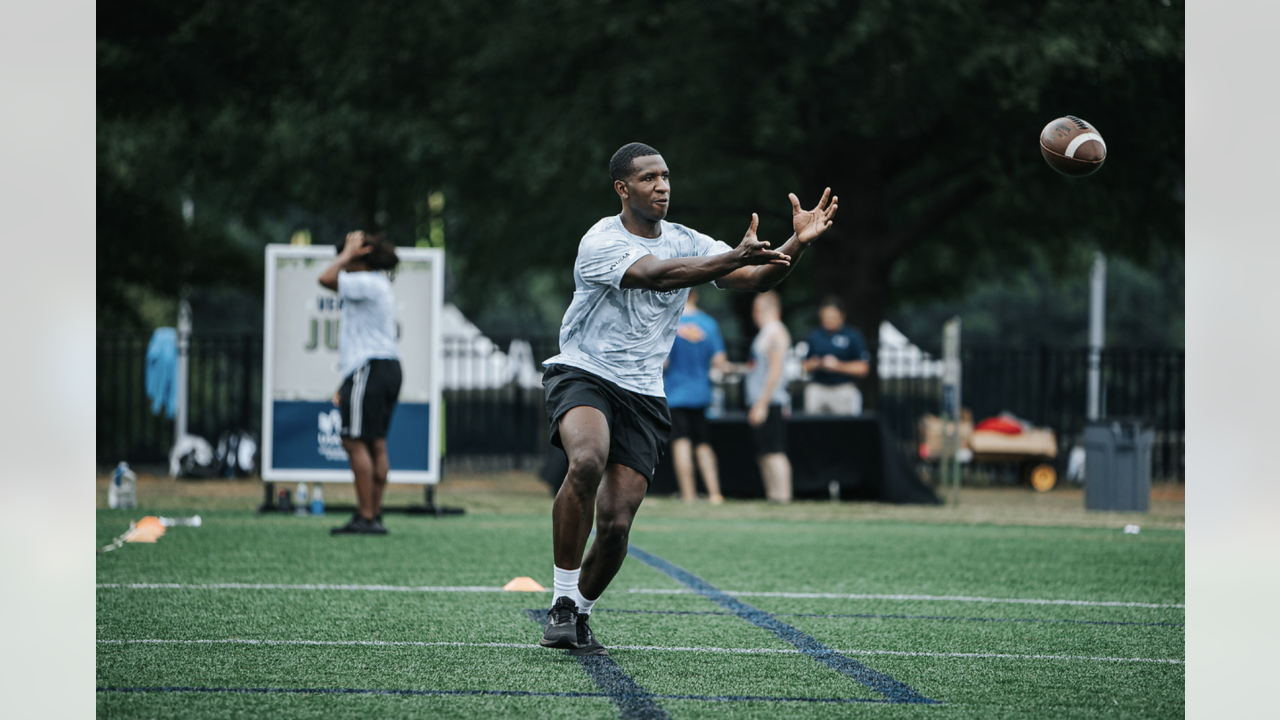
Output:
[441, 304, 544, 389]
[877, 321, 943, 378]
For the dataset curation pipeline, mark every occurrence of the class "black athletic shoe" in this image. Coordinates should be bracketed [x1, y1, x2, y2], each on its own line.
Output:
[329, 514, 389, 535]
[539, 596, 579, 649]
[569, 613, 608, 656]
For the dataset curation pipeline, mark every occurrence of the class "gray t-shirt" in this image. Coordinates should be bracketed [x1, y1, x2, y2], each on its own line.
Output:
[745, 320, 791, 407]
[543, 215, 734, 396]
[337, 270, 400, 379]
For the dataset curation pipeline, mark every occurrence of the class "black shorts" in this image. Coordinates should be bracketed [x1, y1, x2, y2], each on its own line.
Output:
[339, 359, 402, 440]
[543, 364, 671, 484]
[750, 404, 788, 455]
[669, 406, 712, 445]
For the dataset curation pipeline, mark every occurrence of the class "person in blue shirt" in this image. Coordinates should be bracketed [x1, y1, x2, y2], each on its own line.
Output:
[663, 288, 728, 504]
[801, 296, 869, 415]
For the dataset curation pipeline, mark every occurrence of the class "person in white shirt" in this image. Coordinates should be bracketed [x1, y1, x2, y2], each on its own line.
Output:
[538, 142, 838, 655]
[318, 231, 402, 535]
[744, 291, 793, 503]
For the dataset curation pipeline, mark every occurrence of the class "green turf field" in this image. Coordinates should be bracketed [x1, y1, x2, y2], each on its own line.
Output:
[96, 475, 1184, 718]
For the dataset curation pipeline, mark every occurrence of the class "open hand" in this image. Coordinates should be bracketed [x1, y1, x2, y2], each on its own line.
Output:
[791, 188, 838, 244]
[342, 231, 374, 258]
[735, 213, 792, 267]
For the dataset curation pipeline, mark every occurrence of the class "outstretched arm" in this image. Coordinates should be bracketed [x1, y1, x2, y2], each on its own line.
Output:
[621, 213, 790, 291]
[718, 189, 838, 292]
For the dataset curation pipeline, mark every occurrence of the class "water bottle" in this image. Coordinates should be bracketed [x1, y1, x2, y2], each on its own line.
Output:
[310, 483, 325, 516]
[108, 464, 121, 509]
[708, 383, 724, 419]
[295, 482, 310, 516]
[118, 463, 138, 509]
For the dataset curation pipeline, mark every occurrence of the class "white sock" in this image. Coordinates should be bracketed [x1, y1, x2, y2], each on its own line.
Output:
[578, 593, 598, 616]
[553, 566, 583, 608]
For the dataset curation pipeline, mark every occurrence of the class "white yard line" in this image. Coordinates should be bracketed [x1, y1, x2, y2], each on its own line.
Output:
[96, 583, 508, 593]
[96, 583, 1184, 609]
[628, 589, 1185, 609]
[97, 638, 1183, 664]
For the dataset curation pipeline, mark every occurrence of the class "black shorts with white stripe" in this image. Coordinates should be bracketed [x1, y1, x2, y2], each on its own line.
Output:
[339, 358, 403, 440]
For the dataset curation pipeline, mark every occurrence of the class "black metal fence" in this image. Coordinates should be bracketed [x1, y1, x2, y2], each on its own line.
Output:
[98, 332, 263, 466]
[97, 331, 1183, 481]
[438, 335, 560, 471]
[956, 347, 1184, 481]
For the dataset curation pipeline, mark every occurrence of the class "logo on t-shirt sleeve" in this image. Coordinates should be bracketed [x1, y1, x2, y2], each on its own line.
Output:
[608, 249, 637, 272]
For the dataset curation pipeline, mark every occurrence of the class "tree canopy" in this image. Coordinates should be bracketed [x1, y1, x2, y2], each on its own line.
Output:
[98, 0, 1184, 397]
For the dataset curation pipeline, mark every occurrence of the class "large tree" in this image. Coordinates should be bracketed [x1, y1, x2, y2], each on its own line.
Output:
[432, 0, 1184, 405]
[99, 0, 1183, 405]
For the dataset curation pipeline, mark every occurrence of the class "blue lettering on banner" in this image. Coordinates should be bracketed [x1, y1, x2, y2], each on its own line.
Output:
[315, 296, 344, 312]
[272, 400, 432, 472]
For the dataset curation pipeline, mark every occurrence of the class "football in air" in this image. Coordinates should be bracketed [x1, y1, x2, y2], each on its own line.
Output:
[1039, 116, 1107, 177]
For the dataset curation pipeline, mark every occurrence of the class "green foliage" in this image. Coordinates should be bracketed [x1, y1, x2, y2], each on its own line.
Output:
[97, 0, 1184, 356]
[891, 246, 1185, 351]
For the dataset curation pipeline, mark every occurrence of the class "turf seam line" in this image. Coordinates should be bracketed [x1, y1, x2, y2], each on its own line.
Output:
[97, 638, 1185, 664]
[594, 608, 1186, 627]
[523, 608, 670, 719]
[627, 588, 1185, 609]
[94, 686, 897, 704]
[626, 544, 938, 704]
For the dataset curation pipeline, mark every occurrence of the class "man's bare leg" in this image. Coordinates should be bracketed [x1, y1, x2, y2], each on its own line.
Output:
[672, 437, 697, 502]
[579, 464, 649, 601]
[342, 437, 376, 520]
[552, 406, 611, 571]
[695, 443, 724, 504]
[370, 438, 390, 518]
[760, 452, 792, 503]
[542, 406, 611, 649]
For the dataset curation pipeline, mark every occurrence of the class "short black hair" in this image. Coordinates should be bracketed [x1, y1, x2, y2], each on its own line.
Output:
[364, 235, 400, 273]
[819, 295, 846, 315]
[609, 142, 661, 182]
[334, 232, 400, 274]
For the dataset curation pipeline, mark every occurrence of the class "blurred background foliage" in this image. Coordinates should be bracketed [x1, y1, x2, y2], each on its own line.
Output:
[98, 0, 1183, 351]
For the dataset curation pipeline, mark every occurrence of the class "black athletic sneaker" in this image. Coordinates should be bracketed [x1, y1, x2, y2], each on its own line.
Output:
[539, 596, 579, 649]
[329, 514, 389, 535]
[569, 613, 608, 656]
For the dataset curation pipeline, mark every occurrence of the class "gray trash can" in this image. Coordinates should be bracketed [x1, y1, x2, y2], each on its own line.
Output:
[1083, 419, 1153, 512]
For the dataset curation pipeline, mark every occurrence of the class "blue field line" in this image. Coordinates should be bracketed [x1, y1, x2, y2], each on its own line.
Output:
[594, 608, 1185, 628]
[96, 685, 898, 704]
[524, 608, 670, 719]
[628, 544, 938, 705]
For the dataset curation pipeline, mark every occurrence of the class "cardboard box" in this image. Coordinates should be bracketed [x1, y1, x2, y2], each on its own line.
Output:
[919, 409, 973, 460]
[969, 428, 1057, 458]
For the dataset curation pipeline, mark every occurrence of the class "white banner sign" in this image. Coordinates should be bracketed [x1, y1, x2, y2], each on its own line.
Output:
[261, 244, 444, 483]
